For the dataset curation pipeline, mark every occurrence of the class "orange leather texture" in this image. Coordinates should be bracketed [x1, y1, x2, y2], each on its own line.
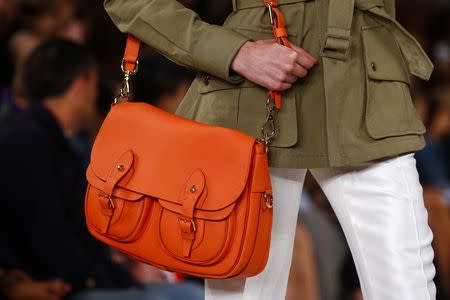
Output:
[85, 102, 273, 278]
[84, 0, 290, 279]
[123, 35, 140, 72]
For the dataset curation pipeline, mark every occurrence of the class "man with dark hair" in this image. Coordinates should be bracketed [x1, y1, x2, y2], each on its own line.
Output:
[0, 38, 104, 294]
[0, 39, 202, 300]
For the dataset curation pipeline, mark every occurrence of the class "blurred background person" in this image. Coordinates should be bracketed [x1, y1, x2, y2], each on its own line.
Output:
[10, 0, 83, 107]
[0, 39, 202, 300]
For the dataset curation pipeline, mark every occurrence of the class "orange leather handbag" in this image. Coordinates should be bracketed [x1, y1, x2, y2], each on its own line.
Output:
[85, 1, 290, 278]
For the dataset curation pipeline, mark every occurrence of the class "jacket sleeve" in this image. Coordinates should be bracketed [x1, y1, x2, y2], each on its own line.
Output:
[103, 0, 251, 84]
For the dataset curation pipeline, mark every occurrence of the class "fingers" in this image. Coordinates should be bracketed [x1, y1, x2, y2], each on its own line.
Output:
[278, 82, 292, 91]
[279, 71, 298, 84]
[290, 43, 318, 66]
[275, 45, 315, 89]
[290, 63, 308, 79]
[267, 78, 292, 91]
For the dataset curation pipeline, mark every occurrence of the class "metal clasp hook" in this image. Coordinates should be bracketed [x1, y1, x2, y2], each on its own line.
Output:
[113, 59, 139, 104]
[263, 191, 273, 208]
[257, 96, 277, 153]
[267, 2, 275, 25]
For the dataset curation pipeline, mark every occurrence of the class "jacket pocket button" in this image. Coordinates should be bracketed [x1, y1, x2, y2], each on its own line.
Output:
[371, 62, 377, 71]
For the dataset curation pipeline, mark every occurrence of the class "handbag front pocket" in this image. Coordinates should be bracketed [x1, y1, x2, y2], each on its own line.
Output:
[362, 24, 426, 139]
[194, 74, 241, 130]
[85, 184, 153, 243]
[157, 202, 237, 265]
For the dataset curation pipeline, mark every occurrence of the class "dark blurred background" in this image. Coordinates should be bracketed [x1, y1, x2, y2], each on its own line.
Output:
[0, 0, 448, 300]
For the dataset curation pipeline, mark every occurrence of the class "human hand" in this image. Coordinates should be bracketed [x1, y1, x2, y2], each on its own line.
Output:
[231, 39, 318, 91]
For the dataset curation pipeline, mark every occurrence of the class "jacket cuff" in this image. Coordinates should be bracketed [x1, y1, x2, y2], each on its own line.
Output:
[192, 25, 250, 84]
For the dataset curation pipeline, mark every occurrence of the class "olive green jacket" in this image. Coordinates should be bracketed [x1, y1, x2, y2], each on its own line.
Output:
[104, 0, 434, 168]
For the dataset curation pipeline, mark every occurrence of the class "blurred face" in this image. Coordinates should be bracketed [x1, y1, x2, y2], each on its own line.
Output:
[33, 2, 76, 37]
[57, 2, 76, 26]
[430, 104, 450, 139]
[71, 67, 99, 134]
[0, 0, 18, 29]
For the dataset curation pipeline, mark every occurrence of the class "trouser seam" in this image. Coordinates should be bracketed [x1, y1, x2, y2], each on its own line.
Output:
[400, 158, 432, 300]
[336, 171, 375, 300]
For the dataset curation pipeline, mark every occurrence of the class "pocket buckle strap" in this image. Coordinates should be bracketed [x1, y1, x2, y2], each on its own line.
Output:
[320, 29, 352, 60]
[320, 0, 355, 61]
[178, 216, 197, 232]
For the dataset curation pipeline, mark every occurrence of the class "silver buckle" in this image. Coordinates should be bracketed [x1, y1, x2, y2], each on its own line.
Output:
[267, 2, 275, 25]
[113, 59, 140, 104]
[263, 191, 273, 208]
[177, 216, 197, 232]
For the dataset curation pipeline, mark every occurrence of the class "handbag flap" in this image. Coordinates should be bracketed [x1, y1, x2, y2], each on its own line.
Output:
[87, 102, 256, 212]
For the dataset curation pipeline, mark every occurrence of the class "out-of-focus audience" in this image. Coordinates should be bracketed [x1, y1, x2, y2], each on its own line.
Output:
[288, 1, 450, 300]
[0, 0, 449, 300]
[9, 0, 84, 112]
[0, 37, 201, 300]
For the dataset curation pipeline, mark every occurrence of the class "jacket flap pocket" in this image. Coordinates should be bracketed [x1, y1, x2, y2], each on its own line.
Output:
[362, 26, 426, 139]
[362, 25, 410, 85]
[196, 72, 298, 148]
[198, 73, 258, 94]
[362, 7, 434, 80]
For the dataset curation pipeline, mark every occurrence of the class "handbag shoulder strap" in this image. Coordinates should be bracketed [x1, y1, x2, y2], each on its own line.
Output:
[113, 35, 141, 103]
[122, 35, 141, 74]
[262, 0, 291, 110]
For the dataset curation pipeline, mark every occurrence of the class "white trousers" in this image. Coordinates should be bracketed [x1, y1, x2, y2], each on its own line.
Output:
[204, 153, 437, 300]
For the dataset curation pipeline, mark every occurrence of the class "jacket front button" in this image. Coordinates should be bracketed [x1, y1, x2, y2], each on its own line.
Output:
[371, 62, 377, 71]
[204, 74, 210, 85]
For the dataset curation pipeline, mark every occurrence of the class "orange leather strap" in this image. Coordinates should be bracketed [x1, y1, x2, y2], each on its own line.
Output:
[123, 34, 141, 73]
[178, 170, 206, 257]
[98, 151, 135, 233]
[263, 0, 291, 110]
